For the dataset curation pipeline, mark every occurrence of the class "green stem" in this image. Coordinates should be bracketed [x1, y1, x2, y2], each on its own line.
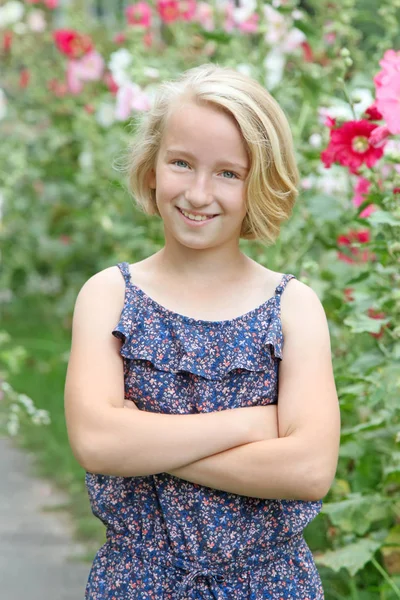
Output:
[341, 81, 357, 121]
[371, 557, 400, 598]
[349, 577, 359, 600]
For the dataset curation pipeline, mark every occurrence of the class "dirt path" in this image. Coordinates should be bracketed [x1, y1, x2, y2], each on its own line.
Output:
[0, 437, 90, 600]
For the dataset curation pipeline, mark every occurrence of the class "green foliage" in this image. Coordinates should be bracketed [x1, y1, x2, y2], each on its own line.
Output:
[0, 0, 399, 596]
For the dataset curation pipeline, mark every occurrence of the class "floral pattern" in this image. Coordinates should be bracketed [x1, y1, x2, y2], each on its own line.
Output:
[85, 261, 324, 599]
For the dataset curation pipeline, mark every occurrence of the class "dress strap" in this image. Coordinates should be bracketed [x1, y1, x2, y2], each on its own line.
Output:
[275, 273, 296, 298]
[116, 261, 132, 286]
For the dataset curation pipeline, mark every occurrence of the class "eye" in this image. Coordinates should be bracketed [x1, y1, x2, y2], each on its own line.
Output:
[172, 159, 189, 168]
[221, 170, 239, 179]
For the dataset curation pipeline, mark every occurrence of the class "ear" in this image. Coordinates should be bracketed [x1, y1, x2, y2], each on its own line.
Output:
[148, 168, 156, 190]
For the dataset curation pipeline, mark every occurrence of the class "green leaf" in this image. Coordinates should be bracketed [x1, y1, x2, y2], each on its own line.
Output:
[344, 313, 389, 334]
[367, 210, 400, 227]
[321, 494, 389, 535]
[315, 538, 381, 576]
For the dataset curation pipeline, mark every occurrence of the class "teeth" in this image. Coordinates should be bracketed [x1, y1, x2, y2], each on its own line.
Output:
[181, 209, 213, 221]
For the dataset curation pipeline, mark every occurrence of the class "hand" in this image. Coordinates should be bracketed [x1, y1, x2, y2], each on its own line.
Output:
[123, 399, 139, 410]
[234, 404, 279, 442]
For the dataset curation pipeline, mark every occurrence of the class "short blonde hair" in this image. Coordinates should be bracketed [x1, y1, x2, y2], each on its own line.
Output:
[127, 63, 299, 244]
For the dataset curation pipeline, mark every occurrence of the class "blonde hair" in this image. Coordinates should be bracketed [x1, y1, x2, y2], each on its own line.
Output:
[127, 63, 299, 244]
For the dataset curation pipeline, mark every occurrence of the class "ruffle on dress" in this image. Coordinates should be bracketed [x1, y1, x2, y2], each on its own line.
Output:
[112, 287, 285, 381]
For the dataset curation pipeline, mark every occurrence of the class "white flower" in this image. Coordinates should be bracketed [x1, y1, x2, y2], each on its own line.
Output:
[143, 67, 160, 79]
[0, 89, 7, 121]
[233, 0, 257, 24]
[27, 9, 46, 33]
[309, 133, 322, 148]
[78, 150, 93, 170]
[108, 49, 132, 86]
[0, 1, 24, 29]
[95, 102, 116, 128]
[264, 4, 305, 53]
[236, 63, 253, 77]
[350, 88, 374, 118]
[307, 164, 350, 196]
[264, 49, 285, 90]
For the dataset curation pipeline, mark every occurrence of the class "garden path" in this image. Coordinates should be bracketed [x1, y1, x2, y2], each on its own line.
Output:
[0, 437, 89, 599]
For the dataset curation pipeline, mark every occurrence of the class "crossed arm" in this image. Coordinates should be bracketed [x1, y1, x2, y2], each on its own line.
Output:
[65, 269, 340, 502]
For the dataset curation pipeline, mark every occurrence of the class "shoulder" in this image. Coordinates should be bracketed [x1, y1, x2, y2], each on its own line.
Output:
[280, 278, 330, 345]
[72, 265, 127, 330]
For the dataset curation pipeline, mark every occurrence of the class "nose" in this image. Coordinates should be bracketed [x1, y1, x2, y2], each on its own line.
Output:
[185, 173, 214, 207]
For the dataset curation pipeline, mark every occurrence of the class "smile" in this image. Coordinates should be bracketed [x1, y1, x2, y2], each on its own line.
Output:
[177, 207, 218, 223]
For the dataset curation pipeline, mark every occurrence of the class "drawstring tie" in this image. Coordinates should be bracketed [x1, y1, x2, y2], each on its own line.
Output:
[176, 561, 226, 597]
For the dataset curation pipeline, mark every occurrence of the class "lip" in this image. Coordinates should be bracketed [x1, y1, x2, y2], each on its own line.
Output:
[176, 207, 218, 227]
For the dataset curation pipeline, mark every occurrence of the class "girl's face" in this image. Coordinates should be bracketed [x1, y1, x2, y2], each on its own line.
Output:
[148, 100, 250, 252]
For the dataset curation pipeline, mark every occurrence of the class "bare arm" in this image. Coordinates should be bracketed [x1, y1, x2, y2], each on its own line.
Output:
[64, 267, 270, 477]
[164, 281, 341, 502]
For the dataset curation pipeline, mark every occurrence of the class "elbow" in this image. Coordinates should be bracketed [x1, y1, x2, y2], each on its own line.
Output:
[301, 465, 336, 502]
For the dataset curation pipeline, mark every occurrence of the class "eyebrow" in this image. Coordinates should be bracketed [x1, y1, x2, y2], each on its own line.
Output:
[165, 149, 249, 172]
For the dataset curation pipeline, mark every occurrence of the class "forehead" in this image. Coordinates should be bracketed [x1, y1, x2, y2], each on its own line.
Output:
[160, 101, 248, 163]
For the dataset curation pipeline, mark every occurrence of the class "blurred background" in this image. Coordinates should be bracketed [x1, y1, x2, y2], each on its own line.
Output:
[1, 0, 400, 597]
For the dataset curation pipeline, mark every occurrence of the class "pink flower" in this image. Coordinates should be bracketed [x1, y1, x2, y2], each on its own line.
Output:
[238, 13, 259, 34]
[374, 49, 400, 88]
[44, 0, 58, 8]
[178, 0, 197, 21]
[352, 178, 377, 218]
[115, 83, 150, 120]
[195, 2, 214, 31]
[125, 2, 152, 27]
[113, 32, 127, 44]
[365, 104, 383, 121]
[156, 0, 179, 23]
[67, 50, 105, 95]
[375, 76, 400, 135]
[337, 229, 373, 264]
[369, 124, 391, 148]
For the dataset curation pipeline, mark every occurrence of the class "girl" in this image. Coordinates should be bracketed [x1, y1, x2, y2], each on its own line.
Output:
[65, 63, 340, 599]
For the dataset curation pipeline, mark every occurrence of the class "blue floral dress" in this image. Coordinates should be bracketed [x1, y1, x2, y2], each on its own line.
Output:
[85, 261, 324, 599]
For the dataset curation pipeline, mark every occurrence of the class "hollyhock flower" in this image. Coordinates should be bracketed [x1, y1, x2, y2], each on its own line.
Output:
[352, 177, 377, 218]
[113, 32, 126, 44]
[104, 72, 119, 95]
[301, 41, 314, 62]
[44, 0, 58, 8]
[27, 9, 46, 32]
[157, 0, 180, 23]
[321, 119, 385, 174]
[374, 49, 400, 88]
[3, 31, 13, 52]
[343, 288, 355, 302]
[53, 29, 93, 59]
[115, 82, 151, 120]
[109, 48, 132, 86]
[177, 0, 197, 21]
[238, 13, 259, 34]
[264, 49, 285, 90]
[233, 0, 256, 24]
[96, 102, 116, 128]
[367, 308, 387, 339]
[0, 1, 24, 28]
[195, 2, 214, 31]
[369, 124, 391, 148]
[67, 50, 104, 94]
[19, 68, 30, 88]
[375, 76, 400, 135]
[365, 104, 383, 121]
[337, 229, 372, 264]
[125, 2, 152, 27]
[263, 4, 305, 53]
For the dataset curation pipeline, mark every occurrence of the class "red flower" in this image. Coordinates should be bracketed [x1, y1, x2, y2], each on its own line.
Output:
[19, 68, 30, 88]
[157, 0, 180, 23]
[337, 229, 373, 264]
[53, 29, 93, 59]
[301, 41, 314, 63]
[344, 288, 355, 302]
[104, 72, 119, 95]
[321, 119, 385, 174]
[367, 308, 387, 339]
[3, 31, 13, 53]
[365, 104, 383, 121]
